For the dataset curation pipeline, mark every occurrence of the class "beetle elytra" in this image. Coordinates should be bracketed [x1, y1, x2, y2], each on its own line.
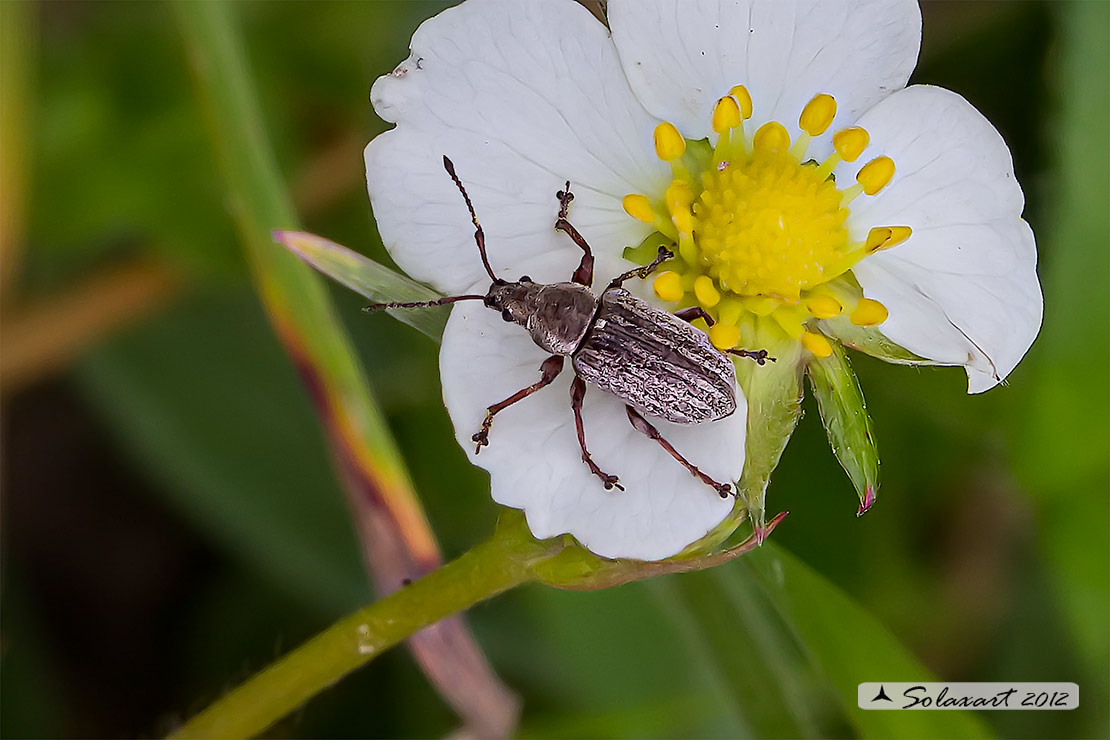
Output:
[365, 156, 771, 497]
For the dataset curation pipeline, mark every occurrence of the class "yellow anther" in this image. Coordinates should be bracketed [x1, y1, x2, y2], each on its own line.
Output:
[850, 298, 889, 326]
[864, 225, 913, 252]
[856, 156, 895, 195]
[694, 275, 721, 308]
[652, 271, 684, 303]
[864, 227, 892, 252]
[886, 225, 912, 248]
[671, 205, 694, 235]
[709, 323, 740, 350]
[665, 180, 694, 212]
[729, 85, 753, 120]
[832, 127, 869, 162]
[654, 121, 686, 161]
[712, 95, 742, 134]
[799, 93, 837, 136]
[622, 194, 655, 223]
[805, 294, 843, 319]
[800, 331, 834, 357]
[753, 121, 790, 154]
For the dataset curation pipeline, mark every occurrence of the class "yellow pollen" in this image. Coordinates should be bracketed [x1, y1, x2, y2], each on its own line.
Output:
[709, 323, 740, 350]
[753, 121, 790, 154]
[805, 294, 843, 319]
[729, 85, 753, 119]
[654, 122, 686, 161]
[712, 96, 742, 134]
[622, 194, 654, 223]
[850, 298, 889, 326]
[801, 331, 834, 357]
[857, 156, 895, 195]
[653, 270, 684, 303]
[694, 275, 721, 307]
[799, 94, 837, 136]
[832, 127, 869, 162]
[694, 146, 850, 300]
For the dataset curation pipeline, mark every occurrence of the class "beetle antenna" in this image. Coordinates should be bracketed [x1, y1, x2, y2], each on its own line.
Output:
[442, 155, 498, 283]
[363, 294, 486, 312]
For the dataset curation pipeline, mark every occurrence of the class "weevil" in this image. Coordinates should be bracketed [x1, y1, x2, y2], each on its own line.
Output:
[366, 156, 771, 498]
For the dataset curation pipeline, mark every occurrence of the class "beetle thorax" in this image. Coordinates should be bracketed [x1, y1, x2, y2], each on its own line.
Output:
[486, 280, 598, 355]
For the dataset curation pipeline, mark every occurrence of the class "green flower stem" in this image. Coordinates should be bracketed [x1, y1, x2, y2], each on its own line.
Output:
[170, 525, 550, 740]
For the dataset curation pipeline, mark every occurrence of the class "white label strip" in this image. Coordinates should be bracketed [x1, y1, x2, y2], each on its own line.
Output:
[858, 683, 1079, 710]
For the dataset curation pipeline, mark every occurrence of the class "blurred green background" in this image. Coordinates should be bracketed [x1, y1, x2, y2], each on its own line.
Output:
[1, 1, 1106, 738]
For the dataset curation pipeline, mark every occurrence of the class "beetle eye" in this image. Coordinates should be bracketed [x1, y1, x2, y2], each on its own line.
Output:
[519, 275, 532, 283]
[501, 308, 514, 322]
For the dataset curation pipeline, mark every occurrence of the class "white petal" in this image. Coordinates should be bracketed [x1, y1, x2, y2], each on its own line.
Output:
[844, 85, 1043, 393]
[608, 0, 921, 141]
[366, 0, 669, 295]
[439, 274, 745, 561]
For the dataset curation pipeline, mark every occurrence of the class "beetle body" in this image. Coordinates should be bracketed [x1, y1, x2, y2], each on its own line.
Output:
[366, 157, 768, 496]
[487, 280, 737, 424]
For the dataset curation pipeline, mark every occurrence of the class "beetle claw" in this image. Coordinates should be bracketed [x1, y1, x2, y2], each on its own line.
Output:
[471, 429, 490, 454]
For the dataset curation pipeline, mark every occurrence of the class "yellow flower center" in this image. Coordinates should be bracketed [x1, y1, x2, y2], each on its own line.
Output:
[623, 89, 913, 357]
[695, 146, 848, 301]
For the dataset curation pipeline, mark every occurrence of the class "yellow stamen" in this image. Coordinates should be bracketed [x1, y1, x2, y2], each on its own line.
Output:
[665, 180, 694, 212]
[800, 331, 834, 357]
[832, 127, 869, 162]
[709, 323, 740, 350]
[694, 275, 721, 308]
[799, 93, 837, 136]
[850, 298, 888, 326]
[718, 297, 743, 326]
[729, 85, 753, 120]
[671, 204, 694, 235]
[652, 271, 684, 303]
[805, 294, 843, 319]
[864, 225, 913, 253]
[856, 156, 895, 195]
[654, 121, 686, 161]
[712, 95, 742, 134]
[622, 194, 654, 223]
[753, 121, 790, 154]
[745, 296, 779, 317]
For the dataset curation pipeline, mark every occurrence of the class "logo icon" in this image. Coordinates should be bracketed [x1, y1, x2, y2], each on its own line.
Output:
[872, 685, 893, 702]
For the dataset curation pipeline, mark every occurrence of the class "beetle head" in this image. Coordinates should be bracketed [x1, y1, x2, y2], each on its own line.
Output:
[484, 277, 540, 326]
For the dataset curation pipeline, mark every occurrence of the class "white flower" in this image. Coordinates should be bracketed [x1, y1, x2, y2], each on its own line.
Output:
[364, 0, 1042, 560]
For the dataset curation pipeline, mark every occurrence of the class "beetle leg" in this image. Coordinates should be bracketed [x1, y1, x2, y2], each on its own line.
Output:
[727, 348, 776, 365]
[554, 183, 595, 287]
[625, 406, 734, 498]
[473, 355, 564, 453]
[673, 307, 716, 327]
[605, 246, 675, 289]
[570, 376, 624, 491]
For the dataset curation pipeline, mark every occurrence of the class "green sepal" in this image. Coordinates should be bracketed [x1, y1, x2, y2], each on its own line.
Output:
[732, 330, 806, 532]
[806, 342, 879, 514]
[820, 315, 927, 365]
[622, 230, 675, 266]
[274, 230, 447, 341]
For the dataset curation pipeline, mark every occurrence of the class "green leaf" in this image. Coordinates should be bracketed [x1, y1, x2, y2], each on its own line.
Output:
[741, 544, 993, 739]
[735, 324, 805, 530]
[806, 342, 879, 514]
[276, 230, 446, 341]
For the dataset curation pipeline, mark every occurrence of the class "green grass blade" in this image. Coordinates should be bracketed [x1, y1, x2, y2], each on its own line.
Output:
[173, 3, 516, 735]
